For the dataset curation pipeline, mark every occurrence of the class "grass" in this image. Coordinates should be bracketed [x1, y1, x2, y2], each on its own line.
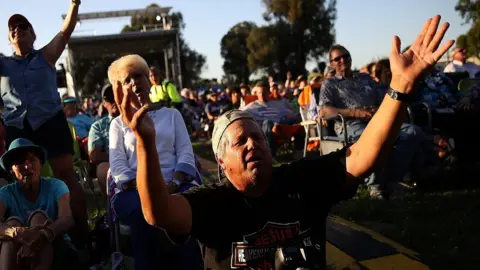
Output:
[331, 188, 480, 270]
[193, 140, 480, 269]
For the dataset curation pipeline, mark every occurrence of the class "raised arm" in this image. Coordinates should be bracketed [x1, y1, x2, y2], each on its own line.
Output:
[42, 0, 80, 66]
[345, 15, 454, 182]
[113, 82, 193, 234]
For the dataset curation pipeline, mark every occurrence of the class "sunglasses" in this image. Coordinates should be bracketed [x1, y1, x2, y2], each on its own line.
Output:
[9, 23, 29, 32]
[330, 53, 350, 63]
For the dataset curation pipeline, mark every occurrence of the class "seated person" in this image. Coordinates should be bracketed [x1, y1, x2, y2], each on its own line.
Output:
[244, 82, 301, 156]
[88, 85, 119, 195]
[204, 90, 223, 120]
[0, 138, 75, 270]
[108, 54, 202, 270]
[444, 47, 480, 79]
[318, 45, 426, 199]
[62, 97, 93, 140]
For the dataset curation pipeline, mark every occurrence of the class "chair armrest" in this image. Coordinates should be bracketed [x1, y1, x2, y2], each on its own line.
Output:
[319, 114, 348, 143]
[300, 120, 317, 126]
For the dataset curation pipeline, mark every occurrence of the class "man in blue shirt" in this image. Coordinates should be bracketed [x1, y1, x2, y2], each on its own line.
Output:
[88, 85, 119, 195]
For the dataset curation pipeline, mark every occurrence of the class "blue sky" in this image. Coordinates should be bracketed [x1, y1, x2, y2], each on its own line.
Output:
[0, 0, 471, 79]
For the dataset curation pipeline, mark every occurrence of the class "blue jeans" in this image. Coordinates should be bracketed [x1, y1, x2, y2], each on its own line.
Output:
[340, 122, 426, 190]
[112, 184, 202, 270]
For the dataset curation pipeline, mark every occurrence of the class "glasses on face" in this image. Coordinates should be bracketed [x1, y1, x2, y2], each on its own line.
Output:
[9, 23, 29, 32]
[330, 53, 350, 63]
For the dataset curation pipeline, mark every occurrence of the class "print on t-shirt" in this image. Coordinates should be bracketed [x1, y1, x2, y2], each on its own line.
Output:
[231, 221, 303, 269]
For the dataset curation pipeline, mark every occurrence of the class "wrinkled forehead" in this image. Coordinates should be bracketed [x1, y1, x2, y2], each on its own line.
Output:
[224, 119, 262, 140]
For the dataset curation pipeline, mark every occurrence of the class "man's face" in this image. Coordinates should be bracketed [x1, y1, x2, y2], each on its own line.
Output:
[210, 94, 218, 102]
[219, 120, 272, 196]
[103, 98, 119, 117]
[240, 88, 248, 96]
[11, 151, 41, 184]
[119, 67, 150, 106]
[63, 103, 76, 117]
[231, 92, 240, 104]
[256, 86, 269, 100]
[298, 80, 306, 89]
[454, 48, 466, 62]
[330, 48, 352, 74]
[8, 20, 34, 47]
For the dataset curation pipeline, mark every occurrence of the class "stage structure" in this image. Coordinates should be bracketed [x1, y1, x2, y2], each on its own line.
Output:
[63, 6, 182, 98]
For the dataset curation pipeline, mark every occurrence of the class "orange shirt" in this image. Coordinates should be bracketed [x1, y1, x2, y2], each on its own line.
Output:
[297, 85, 312, 109]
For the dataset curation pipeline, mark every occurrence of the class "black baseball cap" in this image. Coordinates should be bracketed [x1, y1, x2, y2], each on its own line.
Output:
[8, 14, 34, 34]
[101, 84, 114, 102]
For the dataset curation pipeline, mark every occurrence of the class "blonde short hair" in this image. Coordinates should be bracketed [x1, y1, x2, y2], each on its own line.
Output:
[107, 54, 149, 85]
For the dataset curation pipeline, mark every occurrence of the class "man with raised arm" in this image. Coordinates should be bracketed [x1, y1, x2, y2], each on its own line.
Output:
[113, 15, 453, 270]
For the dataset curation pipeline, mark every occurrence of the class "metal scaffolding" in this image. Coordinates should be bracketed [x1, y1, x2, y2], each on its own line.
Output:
[64, 5, 182, 97]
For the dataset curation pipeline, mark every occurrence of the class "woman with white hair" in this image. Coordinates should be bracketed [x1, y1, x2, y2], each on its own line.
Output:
[107, 55, 201, 269]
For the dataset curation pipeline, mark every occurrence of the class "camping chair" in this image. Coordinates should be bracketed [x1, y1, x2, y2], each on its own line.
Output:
[67, 121, 95, 193]
[106, 161, 204, 253]
[299, 108, 322, 157]
[318, 114, 350, 156]
[40, 121, 93, 193]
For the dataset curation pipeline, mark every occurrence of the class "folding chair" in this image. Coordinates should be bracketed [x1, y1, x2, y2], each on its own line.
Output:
[299, 108, 321, 157]
[105, 172, 131, 253]
[318, 114, 350, 156]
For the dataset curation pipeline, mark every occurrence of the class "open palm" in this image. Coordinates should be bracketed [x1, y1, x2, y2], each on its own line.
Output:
[389, 15, 454, 93]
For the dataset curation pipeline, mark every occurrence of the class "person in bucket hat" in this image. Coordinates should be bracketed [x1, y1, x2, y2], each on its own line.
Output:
[2, 0, 88, 245]
[0, 138, 76, 269]
[114, 15, 454, 269]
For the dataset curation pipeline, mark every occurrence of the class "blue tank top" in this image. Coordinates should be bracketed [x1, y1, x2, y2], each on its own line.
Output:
[0, 50, 62, 130]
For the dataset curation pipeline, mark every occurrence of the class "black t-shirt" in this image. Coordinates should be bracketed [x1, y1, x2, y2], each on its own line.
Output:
[181, 149, 356, 270]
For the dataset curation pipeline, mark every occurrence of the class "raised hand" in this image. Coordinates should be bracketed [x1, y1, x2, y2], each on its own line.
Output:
[113, 81, 156, 142]
[389, 15, 454, 94]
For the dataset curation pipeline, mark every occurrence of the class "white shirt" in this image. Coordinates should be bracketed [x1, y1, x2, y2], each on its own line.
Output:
[444, 60, 480, 78]
[109, 107, 196, 188]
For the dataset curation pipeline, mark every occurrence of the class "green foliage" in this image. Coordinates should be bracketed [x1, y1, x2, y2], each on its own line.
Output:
[456, 23, 480, 58]
[120, 5, 205, 87]
[455, 1, 480, 58]
[455, 0, 480, 24]
[220, 22, 257, 84]
[246, 0, 336, 78]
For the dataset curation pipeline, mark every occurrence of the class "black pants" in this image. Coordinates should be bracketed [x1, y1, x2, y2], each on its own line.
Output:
[5, 110, 74, 159]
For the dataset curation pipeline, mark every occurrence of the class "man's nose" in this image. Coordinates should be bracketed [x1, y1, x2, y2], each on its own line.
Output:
[246, 137, 258, 150]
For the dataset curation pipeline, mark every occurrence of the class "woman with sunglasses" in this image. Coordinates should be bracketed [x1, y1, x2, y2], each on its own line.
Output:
[0, 0, 89, 249]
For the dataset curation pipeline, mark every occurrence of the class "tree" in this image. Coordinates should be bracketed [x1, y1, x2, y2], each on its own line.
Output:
[456, 23, 480, 58]
[121, 4, 206, 87]
[247, 0, 336, 76]
[220, 22, 257, 84]
[455, 0, 480, 58]
[455, 0, 480, 24]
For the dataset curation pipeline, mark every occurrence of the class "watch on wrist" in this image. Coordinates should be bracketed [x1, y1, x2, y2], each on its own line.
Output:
[387, 88, 411, 103]
[171, 179, 182, 188]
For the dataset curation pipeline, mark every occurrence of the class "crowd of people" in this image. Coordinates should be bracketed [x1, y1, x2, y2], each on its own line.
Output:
[0, 2, 477, 269]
